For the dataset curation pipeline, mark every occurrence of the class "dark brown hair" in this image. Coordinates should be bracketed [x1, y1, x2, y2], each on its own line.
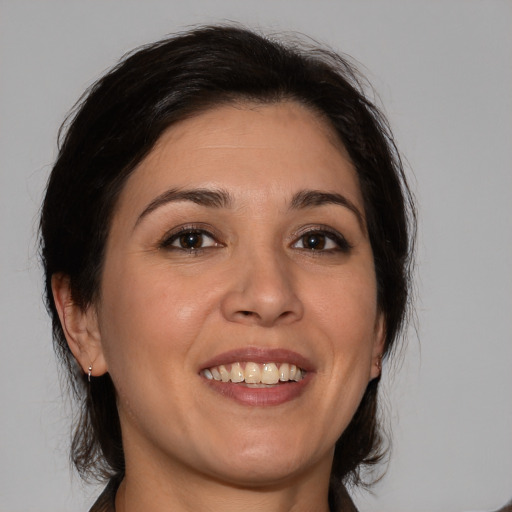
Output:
[40, 24, 415, 493]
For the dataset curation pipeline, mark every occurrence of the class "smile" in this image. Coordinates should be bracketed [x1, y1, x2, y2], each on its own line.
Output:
[199, 347, 314, 405]
[201, 362, 305, 385]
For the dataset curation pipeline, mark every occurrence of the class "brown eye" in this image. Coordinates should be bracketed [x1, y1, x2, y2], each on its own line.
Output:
[292, 229, 352, 253]
[179, 232, 204, 249]
[162, 229, 218, 251]
[302, 233, 326, 250]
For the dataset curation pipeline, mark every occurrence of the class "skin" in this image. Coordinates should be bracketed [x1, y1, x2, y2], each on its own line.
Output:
[53, 101, 384, 512]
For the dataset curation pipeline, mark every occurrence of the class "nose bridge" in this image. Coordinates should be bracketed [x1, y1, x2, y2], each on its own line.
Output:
[221, 241, 303, 326]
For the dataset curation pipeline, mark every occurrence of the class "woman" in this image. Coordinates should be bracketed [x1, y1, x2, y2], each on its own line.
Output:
[40, 25, 415, 511]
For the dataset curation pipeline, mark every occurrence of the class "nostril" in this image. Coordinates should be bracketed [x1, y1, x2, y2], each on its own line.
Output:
[240, 311, 252, 316]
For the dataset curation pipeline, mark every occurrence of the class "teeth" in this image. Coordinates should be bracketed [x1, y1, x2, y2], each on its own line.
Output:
[279, 363, 290, 381]
[218, 365, 230, 382]
[202, 362, 306, 384]
[230, 362, 244, 383]
[244, 362, 261, 384]
[292, 367, 303, 381]
[261, 363, 279, 384]
[210, 367, 221, 380]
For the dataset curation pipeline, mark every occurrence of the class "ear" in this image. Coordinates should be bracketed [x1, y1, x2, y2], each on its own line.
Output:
[369, 312, 386, 380]
[51, 273, 108, 378]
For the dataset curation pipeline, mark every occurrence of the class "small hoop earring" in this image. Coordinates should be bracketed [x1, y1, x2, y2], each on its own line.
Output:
[88, 365, 92, 383]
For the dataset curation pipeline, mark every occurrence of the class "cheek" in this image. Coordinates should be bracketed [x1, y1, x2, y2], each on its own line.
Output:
[95, 267, 210, 425]
[97, 261, 222, 374]
[312, 268, 379, 339]
[309, 270, 379, 391]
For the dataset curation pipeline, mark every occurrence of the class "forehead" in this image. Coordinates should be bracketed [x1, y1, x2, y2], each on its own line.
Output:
[116, 101, 363, 215]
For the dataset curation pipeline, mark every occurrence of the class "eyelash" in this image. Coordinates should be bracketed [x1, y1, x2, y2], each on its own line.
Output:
[159, 225, 352, 255]
[291, 226, 353, 254]
[159, 226, 221, 254]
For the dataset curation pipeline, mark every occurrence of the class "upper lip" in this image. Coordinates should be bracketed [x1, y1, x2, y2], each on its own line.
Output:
[200, 346, 315, 373]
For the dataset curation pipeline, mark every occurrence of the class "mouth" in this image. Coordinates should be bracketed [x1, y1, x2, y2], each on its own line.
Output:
[199, 347, 313, 406]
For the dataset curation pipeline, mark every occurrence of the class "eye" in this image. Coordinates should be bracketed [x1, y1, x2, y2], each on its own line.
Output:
[292, 229, 352, 253]
[161, 229, 219, 251]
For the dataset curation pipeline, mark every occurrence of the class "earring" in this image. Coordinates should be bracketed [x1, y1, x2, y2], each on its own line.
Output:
[376, 355, 382, 372]
[88, 365, 92, 383]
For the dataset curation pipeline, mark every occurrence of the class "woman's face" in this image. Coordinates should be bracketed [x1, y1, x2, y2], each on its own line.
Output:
[93, 101, 384, 486]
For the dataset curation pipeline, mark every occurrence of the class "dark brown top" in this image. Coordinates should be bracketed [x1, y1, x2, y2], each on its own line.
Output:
[495, 499, 512, 512]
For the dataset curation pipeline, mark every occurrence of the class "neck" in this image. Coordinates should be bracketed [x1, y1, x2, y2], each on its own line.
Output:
[115, 448, 333, 512]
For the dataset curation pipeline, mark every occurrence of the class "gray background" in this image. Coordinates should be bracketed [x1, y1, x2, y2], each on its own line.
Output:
[1, 1, 511, 511]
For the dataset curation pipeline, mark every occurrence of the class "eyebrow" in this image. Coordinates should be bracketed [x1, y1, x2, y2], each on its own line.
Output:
[135, 187, 365, 232]
[290, 190, 365, 232]
[135, 188, 233, 226]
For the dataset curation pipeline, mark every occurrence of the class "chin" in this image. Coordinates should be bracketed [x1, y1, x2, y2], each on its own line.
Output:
[205, 458, 316, 489]
[199, 436, 330, 488]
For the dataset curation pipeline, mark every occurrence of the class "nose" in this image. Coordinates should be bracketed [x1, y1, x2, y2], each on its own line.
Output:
[220, 248, 304, 327]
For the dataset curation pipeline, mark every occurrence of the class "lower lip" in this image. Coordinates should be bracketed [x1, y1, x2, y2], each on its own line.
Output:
[202, 373, 312, 406]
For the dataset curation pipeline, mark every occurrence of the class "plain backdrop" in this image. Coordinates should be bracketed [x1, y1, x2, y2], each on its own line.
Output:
[1, 1, 511, 511]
